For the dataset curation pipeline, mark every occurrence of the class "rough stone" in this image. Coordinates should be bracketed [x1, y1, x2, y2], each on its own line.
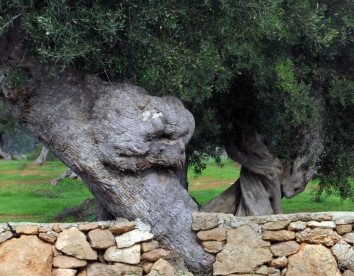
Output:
[192, 212, 219, 230]
[88, 229, 115, 250]
[141, 248, 170, 262]
[39, 226, 52, 233]
[78, 222, 99, 232]
[336, 224, 353, 235]
[331, 242, 354, 271]
[87, 263, 143, 276]
[146, 258, 175, 276]
[52, 269, 77, 276]
[307, 220, 336, 229]
[295, 228, 337, 246]
[0, 235, 52, 276]
[53, 224, 62, 233]
[287, 243, 341, 276]
[104, 244, 141, 264]
[16, 225, 39, 235]
[288, 221, 307, 231]
[39, 232, 58, 244]
[0, 231, 13, 244]
[141, 240, 159, 252]
[270, 256, 288, 268]
[213, 225, 272, 275]
[143, 262, 154, 273]
[197, 227, 226, 241]
[268, 267, 281, 276]
[262, 219, 292, 230]
[53, 255, 87, 269]
[202, 241, 224, 253]
[343, 233, 354, 244]
[77, 271, 87, 276]
[115, 229, 153, 248]
[262, 230, 295, 241]
[255, 265, 268, 275]
[55, 227, 97, 260]
[335, 215, 354, 225]
[270, 241, 300, 257]
[343, 270, 354, 276]
[109, 221, 137, 234]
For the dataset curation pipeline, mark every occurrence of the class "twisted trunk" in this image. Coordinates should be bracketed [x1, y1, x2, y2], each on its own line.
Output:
[33, 145, 49, 166]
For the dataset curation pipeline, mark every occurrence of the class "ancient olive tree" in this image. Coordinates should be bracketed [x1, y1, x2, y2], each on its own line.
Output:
[0, 0, 353, 273]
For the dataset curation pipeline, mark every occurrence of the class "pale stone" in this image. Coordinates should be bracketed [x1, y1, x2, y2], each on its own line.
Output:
[0, 231, 13, 244]
[39, 226, 52, 233]
[78, 222, 99, 232]
[115, 229, 153, 248]
[197, 227, 226, 241]
[262, 230, 295, 241]
[192, 212, 219, 230]
[88, 229, 115, 250]
[213, 225, 272, 275]
[281, 268, 287, 276]
[141, 248, 170, 262]
[331, 242, 354, 271]
[288, 221, 307, 231]
[56, 227, 97, 260]
[335, 215, 354, 225]
[255, 265, 268, 275]
[52, 268, 77, 276]
[0, 235, 52, 276]
[109, 221, 137, 234]
[143, 262, 154, 273]
[77, 271, 87, 276]
[53, 246, 62, 257]
[344, 270, 354, 276]
[307, 220, 336, 229]
[104, 244, 140, 264]
[295, 228, 336, 246]
[141, 240, 159, 252]
[202, 241, 224, 253]
[336, 224, 353, 235]
[53, 224, 62, 233]
[343, 233, 354, 244]
[262, 219, 292, 230]
[16, 225, 39, 235]
[270, 241, 300, 257]
[53, 255, 87, 268]
[287, 243, 341, 276]
[87, 262, 143, 276]
[270, 256, 288, 268]
[39, 232, 58, 244]
[146, 258, 175, 276]
[268, 267, 281, 276]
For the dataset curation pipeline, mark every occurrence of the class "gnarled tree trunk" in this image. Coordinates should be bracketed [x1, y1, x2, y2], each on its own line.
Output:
[0, 130, 11, 161]
[33, 145, 49, 166]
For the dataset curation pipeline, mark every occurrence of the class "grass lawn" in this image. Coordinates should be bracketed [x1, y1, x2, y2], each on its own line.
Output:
[0, 158, 352, 223]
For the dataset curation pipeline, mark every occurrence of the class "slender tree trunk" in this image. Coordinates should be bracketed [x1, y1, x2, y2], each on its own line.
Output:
[0, 130, 11, 161]
[33, 145, 49, 166]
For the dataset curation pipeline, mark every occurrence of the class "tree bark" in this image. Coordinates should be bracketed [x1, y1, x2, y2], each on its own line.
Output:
[0, 63, 213, 273]
[0, 130, 11, 161]
[51, 168, 81, 186]
[33, 145, 49, 166]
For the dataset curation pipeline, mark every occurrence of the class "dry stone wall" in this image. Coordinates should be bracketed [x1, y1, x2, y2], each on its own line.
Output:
[0, 212, 353, 276]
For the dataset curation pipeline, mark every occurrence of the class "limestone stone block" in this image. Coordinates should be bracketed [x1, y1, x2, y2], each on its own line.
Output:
[335, 215, 354, 225]
[88, 229, 115, 250]
[192, 212, 219, 231]
[87, 262, 143, 276]
[262, 230, 295, 241]
[141, 248, 170, 262]
[109, 221, 137, 234]
[77, 271, 87, 276]
[270, 241, 300, 257]
[343, 233, 354, 244]
[336, 224, 353, 235]
[146, 258, 175, 276]
[53, 255, 87, 268]
[113, 263, 143, 275]
[39, 225, 52, 233]
[287, 243, 341, 276]
[343, 270, 354, 276]
[143, 262, 154, 273]
[39, 232, 58, 244]
[288, 221, 307, 231]
[202, 241, 224, 253]
[262, 219, 292, 230]
[213, 225, 272, 275]
[0, 235, 52, 276]
[307, 220, 336, 229]
[104, 244, 140, 264]
[115, 229, 153, 248]
[295, 228, 337, 246]
[197, 227, 226, 241]
[55, 227, 97, 260]
[0, 231, 13, 244]
[141, 240, 159, 252]
[52, 268, 77, 276]
[78, 222, 99, 232]
[53, 224, 62, 233]
[268, 267, 281, 276]
[270, 256, 288, 268]
[331, 242, 354, 271]
[16, 225, 38, 235]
